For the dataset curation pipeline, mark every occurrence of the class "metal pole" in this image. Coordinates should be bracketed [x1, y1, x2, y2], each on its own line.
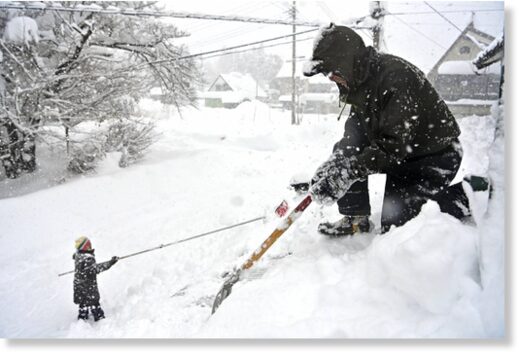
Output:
[371, 1, 385, 51]
[291, 0, 297, 125]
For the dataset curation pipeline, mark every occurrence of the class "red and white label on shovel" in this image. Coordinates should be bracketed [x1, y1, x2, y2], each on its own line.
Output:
[275, 200, 289, 217]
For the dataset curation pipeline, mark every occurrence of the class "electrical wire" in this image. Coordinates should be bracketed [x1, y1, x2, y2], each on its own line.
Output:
[423, 1, 465, 33]
[386, 11, 447, 50]
[198, 36, 315, 61]
[0, 3, 322, 27]
[185, 1, 268, 33]
[122, 27, 320, 71]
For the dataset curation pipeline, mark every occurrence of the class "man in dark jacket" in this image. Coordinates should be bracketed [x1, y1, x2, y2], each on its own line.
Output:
[303, 24, 470, 236]
[73, 236, 118, 321]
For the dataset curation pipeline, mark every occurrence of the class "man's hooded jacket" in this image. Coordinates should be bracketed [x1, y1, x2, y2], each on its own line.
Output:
[304, 24, 461, 175]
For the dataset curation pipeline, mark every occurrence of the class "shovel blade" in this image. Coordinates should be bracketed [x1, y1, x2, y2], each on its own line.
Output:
[211, 270, 241, 314]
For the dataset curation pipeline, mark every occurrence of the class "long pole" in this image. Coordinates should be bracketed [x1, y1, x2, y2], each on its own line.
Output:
[58, 216, 265, 277]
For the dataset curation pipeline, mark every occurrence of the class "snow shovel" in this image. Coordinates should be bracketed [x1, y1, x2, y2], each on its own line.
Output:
[211, 194, 313, 314]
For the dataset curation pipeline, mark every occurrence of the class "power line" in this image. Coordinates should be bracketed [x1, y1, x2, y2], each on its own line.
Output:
[0, 2, 323, 27]
[184, 2, 269, 33]
[387, 12, 447, 50]
[189, 24, 270, 48]
[0, 3, 377, 30]
[199, 36, 315, 61]
[126, 28, 320, 71]
[423, 2, 465, 33]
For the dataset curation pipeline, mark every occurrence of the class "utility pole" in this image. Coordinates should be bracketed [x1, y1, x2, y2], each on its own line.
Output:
[291, 0, 297, 125]
[370, 1, 386, 51]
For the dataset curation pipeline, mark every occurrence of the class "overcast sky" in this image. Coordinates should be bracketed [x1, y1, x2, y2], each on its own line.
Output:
[161, 1, 504, 74]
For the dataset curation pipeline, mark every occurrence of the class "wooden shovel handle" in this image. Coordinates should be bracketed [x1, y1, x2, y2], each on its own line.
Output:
[241, 195, 312, 270]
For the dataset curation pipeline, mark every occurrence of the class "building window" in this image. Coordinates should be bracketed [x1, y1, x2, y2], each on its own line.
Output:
[459, 46, 471, 54]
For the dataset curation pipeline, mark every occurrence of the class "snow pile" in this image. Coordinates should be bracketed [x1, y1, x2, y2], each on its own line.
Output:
[456, 114, 497, 180]
[2, 16, 39, 45]
[473, 103, 505, 337]
[202, 202, 483, 338]
[366, 202, 480, 316]
[0, 100, 504, 338]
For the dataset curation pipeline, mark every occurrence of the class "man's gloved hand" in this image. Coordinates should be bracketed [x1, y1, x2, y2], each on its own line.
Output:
[310, 150, 362, 205]
[110, 256, 119, 266]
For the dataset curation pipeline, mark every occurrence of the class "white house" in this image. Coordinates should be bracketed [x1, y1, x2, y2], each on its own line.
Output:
[201, 72, 267, 108]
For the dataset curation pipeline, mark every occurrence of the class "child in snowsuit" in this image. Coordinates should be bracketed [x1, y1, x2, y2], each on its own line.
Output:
[73, 236, 118, 321]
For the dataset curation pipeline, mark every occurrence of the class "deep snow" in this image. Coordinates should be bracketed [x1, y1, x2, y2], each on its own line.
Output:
[0, 100, 504, 338]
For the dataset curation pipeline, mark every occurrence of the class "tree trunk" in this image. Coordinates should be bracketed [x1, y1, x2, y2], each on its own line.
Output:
[0, 123, 36, 179]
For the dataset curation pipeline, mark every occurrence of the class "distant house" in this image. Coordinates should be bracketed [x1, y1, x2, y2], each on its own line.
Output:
[427, 21, 501, 117]
[272, 61, 340, 114]
[201, 72, 267, 109]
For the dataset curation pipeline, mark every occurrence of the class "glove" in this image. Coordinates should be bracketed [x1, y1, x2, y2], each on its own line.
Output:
[110, 256, 119, 265]
[310, 150, 362, 205]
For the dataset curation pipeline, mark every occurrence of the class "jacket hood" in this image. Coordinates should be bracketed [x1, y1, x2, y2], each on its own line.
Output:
[303, 24, 371, 95]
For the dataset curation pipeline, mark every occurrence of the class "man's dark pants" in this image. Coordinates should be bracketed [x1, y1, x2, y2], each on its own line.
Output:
[336, 140, 470, 233]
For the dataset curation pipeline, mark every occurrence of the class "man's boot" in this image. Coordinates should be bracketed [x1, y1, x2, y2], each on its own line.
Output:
[318, 215, 372, 237]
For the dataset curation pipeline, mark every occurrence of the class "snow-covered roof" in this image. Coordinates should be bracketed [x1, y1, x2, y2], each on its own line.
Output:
[473, 34, 504, 70]
[204, 72, 268, 103]
[438, 60, 501, 75]
[429, 21, 495, 76]
[215, 72, 267, 98]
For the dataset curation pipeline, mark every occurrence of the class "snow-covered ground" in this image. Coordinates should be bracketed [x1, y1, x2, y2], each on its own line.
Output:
[0, 100, 504, 338]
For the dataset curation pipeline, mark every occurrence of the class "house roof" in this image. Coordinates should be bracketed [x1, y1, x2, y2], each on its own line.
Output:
[473, 34, 504, 69]
[208, 72, 267, 98]
[428, 21, 495, 76]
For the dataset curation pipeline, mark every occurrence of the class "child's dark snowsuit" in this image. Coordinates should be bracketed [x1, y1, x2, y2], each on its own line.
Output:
[73, 250, 117, 321]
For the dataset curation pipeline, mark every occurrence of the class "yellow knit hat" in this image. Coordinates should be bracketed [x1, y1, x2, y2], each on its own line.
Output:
[75, 236, 92, 251]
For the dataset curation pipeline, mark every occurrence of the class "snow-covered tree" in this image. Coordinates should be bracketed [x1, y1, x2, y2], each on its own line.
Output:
[0, 1, 200, 178]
